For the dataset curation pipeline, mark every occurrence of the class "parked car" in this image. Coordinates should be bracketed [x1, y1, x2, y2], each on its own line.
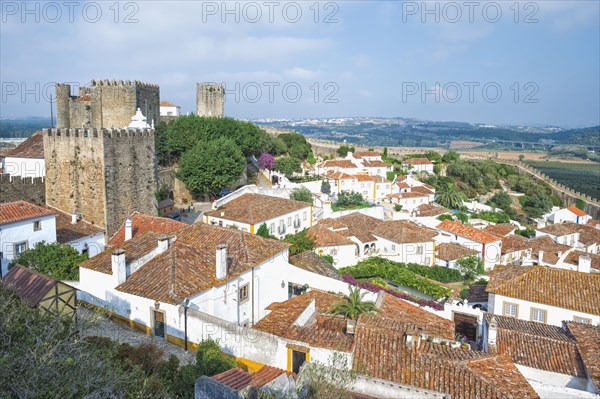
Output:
[166, 211, 181, 221]
[218, 188, 233, 198]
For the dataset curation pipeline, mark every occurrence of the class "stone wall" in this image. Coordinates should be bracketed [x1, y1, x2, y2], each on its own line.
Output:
[55, 80, 160, 129]
[0, 174, 45, 204]
[44, 128, 157, 236]
[196, 83, 224, 117]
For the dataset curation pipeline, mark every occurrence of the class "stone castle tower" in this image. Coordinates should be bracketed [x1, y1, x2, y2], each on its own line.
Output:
[56, 80, 160, 129]
[196, 83, 224, 117]
[43, 127, 157, 237]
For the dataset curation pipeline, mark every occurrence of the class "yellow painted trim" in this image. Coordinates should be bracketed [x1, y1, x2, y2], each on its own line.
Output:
[236, 357, 266, 373]
[306, 351, 311, 363]
[431, 241, 436, 266]
[204, 215, 208, 224]
[373, 182, 376, 200]
[250, 224, 255, 234]
[287, 348, 292, 372]
[337, 180, 340, 192]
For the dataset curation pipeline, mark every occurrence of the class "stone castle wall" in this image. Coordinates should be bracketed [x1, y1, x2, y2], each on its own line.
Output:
[43, 128, 157, 236]
[56, 80, 160, 129]
[0, 174, 45, 205]
[196, 83, 224, 117]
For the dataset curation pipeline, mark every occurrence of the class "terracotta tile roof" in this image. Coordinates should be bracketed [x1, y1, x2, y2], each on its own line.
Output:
[46, 205, 104, 243]
[466, 284, 489, 303]
[563, 250, 600, 272]
[352, 151, 381, 158]
[320, 213, 383, 244]
[307, 224, 355, 247]
[482, 224, 517, 238]
[107, 212, 187, 245]
[501, 235, 530, 254]
[289, 251, 342, 281]
[486, 314, 586, 378]
[250, 365, 291, 387]
[567, 207, 587, 217]
[538, 223, 582, 237]
[362, 160, 391, 168]
[205, 193, 311, 225]
[565, 322, 600, 390]
[5, 131, 44, 159]
[540, 222, 600, 246]
[487, 265, 600, 315]
[403, 157, 432, 165]
[353, 324, 538, 399]
[415, 203, 449, 217]
[113, 224, 290, 304]
[586, 219, 600, 228]
[436, 220, 501, 244]
[211, 368, 252, 390]
[1, 265, 61, 308]
[386, 192, 429, 199]
[372, 220, 438, 244]
[320, 159, 357, 169]
[411, 185, 435, 195]
[353, 174, 377, 182]
[528, 236, 572, 264]
[0, 201, 55, 226]
[436, 243, 478, 261]
[158, 198, 175, 209]
[159, 101, 177, 107]
[324, 170, 355, 180]
[396, 182, 411, 189]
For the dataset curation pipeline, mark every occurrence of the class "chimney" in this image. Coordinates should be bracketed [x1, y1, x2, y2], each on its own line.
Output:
[125, 217, 133, 241]
[111, 249, 127, 284]
[557, 251, 563, 259]
[538, 250, 544, 264]
[595, 223, 600, 230]
[71, 209, 77, 224]
[157, 234, 169, 254]
[216, 244, 227, 280]
[487, 316, 498, 353]
[578, 255, 592, 273]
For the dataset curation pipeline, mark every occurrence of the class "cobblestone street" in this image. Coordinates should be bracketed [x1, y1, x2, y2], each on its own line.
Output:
[79, 308, 196, 365]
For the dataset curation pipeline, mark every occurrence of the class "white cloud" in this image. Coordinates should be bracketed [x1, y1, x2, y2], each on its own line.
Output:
[282, 67, 321, 80]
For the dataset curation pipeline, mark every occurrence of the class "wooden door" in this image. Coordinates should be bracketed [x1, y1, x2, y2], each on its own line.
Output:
[154, 311, 165, 338]
[454, 312, 478, 342]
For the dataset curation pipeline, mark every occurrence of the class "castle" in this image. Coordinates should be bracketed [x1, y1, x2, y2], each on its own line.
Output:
[56, 80, 160, 129]
[196, 82, 224, 117]
[43, 127, 158, 237]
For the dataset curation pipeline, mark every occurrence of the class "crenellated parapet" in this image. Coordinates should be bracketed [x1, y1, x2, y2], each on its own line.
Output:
[44, 128, 154, 138]
[90, 79, 160, 88]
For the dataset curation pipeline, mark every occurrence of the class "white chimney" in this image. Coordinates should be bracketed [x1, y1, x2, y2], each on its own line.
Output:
[557, 251, 563, 259]
[157, 234, 169, 254]
[578, 255, 592, 273]
[125, 217, 133, 241]
[487, 316, 498, 353]
[538, 250, 544, 264]
[111, 249, 127, 284]
[216, 244, 227, 280]
[595, 223, 600, 230]
[71, 209, 77, 224]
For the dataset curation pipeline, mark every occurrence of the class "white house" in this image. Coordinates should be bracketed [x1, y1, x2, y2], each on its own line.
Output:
[402, 158, 434, 174]
[386, 192, 430, 211]
[47, 206, 105, 257]
[547, 207, 592, 225]
[486, 265, 600, 326]
[435, 242, 478, 269]
[1, 132, 45, 177]
[536, 222, 600, 254]
[318, 213, 383, 257]
[159, 101, 181, 117]
[435, 220, 502, 270]
[0, 201, 56, 278]
[306, 225, 358, 268]
[315, 151, 393, 179]
[371, 220, 438, 265]
[204, 193, 313, 239]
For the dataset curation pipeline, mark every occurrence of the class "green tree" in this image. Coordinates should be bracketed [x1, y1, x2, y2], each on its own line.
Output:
[520, 192, 553, 218]
[155, 120, 171, 166]
[436, 214, 453, 221]
[336, 145, 355, 157]
[11, 241, 87, 280]
[394, 204, 403, 212]
[273, 157, 302, 178]
[489, 191, 513, 210]
[296, 352, 357, 399]
[518, 154, 525, 162]
[321, 181, 331, 194]
[290, 187, 313, 204]
[256, 223, 273, 239]
[575, 198, 586, 211]
[320, 254, 334, 266]
[336, 191, 364, 207]
[195, 339, 237, 377]
[455, 212, 469, 223]
[441, 151, 460, 163]
[435, 183, 465, 210]
[328, 286, 378, 321]
[456, 255, 484, 280]
[283, 229, 315, 256]
[177, 137, 245, 195]
[307, 151, 317, 165]
[383, 147, 388, 157]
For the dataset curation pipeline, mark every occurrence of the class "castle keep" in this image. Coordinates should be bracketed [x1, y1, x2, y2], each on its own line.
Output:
[43, 128, 157, 236]
[56, 80, 160, 129]
[196, 82, 224, 117]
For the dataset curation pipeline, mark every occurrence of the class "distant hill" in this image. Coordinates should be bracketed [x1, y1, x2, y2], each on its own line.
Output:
[0, 117, 51, 138]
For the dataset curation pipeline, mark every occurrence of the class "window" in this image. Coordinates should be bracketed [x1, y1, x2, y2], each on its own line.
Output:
[503, 302, 518, 318]
[287, 217, 291, 227]
[303, 212, 307, 221]
[391, 244, 396, 251]
[33, 220, 41, 231]
[238, 284, 249, 303]
[331, 248, 338, 256]
[14, 242, 27, 257]
[416, 246, 423, 255]
[573, 316, 592, 324]
[269, 223, 275, 234]
[530, 308, 547, 323]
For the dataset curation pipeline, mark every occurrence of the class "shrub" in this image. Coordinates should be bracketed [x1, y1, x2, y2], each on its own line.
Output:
[337, 191, 364, 207]
[394, 204, 403, 212]
[321, 181, 331, 194]
[290, 187, 313, 204]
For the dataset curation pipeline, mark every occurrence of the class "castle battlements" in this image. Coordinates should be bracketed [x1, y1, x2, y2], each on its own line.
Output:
[44, 128, 154, 138]
[90, 79, 159, 88]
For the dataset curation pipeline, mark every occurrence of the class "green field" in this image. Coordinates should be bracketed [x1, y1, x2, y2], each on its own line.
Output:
[526, 161, 600, 200]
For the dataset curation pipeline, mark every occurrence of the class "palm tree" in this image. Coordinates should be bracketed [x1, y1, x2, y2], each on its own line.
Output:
[435, 183, 464, 210]
[329, 286, 378, 321]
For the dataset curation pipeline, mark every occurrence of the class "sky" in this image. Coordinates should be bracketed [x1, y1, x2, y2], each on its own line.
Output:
[1, 1, 599, 127]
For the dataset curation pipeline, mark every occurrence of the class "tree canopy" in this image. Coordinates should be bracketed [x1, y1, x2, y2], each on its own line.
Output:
[283, 229, 315, 256]
[274, 157, 302, 178]
[11, 241, 87, 280]
[290, 187, 313, 204]
[329, 286, 378, 321]
[177, 137, 245, 195]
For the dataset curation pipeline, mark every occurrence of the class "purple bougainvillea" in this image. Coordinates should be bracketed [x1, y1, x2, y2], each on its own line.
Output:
[258, 152, 275, 171]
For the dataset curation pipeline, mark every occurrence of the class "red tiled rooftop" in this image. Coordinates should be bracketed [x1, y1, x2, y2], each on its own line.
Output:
[437, 220, 501, 244]
[568, 207, 587, 217]
[107, 212, 186, 245]
[0, 201, 54, 226]
[403, 157, 433, 165]
[5, 131, 44, 159]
